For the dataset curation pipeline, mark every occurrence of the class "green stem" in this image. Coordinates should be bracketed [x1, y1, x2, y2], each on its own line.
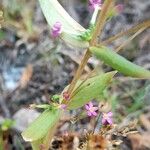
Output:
[67, 0, 113, 95]
[90, 6, 100, 25]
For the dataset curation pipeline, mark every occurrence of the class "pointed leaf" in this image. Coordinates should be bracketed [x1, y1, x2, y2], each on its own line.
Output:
[22, 108, 61, 142]
[90, 46, 150, 79]
[67, 72, 116, 110]
[31, 124, 58, 150]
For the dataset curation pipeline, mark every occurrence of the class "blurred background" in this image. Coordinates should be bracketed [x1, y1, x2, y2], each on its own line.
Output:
[0, 0, 150, 149]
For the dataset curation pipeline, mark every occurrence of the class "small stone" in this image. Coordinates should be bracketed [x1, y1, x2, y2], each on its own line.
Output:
[13, 108, 40, 132]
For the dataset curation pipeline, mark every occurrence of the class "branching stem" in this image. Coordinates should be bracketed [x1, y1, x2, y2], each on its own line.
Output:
[115, 27, 147, 52]
[67, 0, 113, 95]
[100, 20, 150, 46]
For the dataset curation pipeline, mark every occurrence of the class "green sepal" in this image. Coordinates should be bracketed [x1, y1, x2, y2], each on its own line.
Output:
[67, 71, 116, 110]
[21, 107, 61, 142]
[51, 94, 60, 103]
[79, 24, 95, 41]
[90, 46, 150, 79]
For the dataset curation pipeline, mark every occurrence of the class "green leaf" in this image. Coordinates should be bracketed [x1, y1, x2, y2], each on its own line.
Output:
[31, 139, 44, 150]
[90, 46, 150, 79]
[38, 0, 89, 48]
[21, 108, 61, 142]
[79, 24, 95, 41]
[67, 71, 116, 110]
[31, 123, 58, 150]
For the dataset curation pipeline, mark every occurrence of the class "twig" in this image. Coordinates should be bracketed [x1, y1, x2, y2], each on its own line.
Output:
[93, 113, 103, 134]
[0, 96, 10, 118]
[100, 20, 150, 46]
[115, 27, 147, 52]
[67, 50, 91, 95]
[0, 75, 10, 118]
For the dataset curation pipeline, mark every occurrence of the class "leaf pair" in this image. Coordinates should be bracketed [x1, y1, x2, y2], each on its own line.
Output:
[90, 46, 150, 79]
[22, 71, 116, 148]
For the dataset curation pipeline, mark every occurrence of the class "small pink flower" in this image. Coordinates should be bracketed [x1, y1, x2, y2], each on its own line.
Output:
[88, 0, 102, 10]
[85, 102, 98, 117]
[39, 144, 45, 150]
[102, 112, 113, 125]
[60, 104, 67, 110]
[115, 4, 124, 13]
[51, 21, 62, 38]
[63, 91, 70, 101]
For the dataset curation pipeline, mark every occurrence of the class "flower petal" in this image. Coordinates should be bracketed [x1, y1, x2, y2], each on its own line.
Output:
[87, 111, 92, 116]
[102, 117, 106, 125]
[92, 111, 97, 116]
[88, 102, 93, 107]
[85, 104, 90, 110]
[93, 107, 98, 111]
[107, 118, 113, 125]
[108, 112, 113, 117]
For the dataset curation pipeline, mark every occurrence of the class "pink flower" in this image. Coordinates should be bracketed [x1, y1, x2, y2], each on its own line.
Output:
[115, 4, 124, 13]
[88, 0, 102, 10]
[102, 112, 113, 125]
[39, 144, 46, 150]
[51, 21, 62, 38]
[85, 102, 98, 117]
[59, 104, 67, 110]
[63, 91, 70, 101]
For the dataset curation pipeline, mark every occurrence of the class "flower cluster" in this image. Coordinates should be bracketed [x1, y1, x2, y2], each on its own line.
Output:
[85, 101, 113, 125]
